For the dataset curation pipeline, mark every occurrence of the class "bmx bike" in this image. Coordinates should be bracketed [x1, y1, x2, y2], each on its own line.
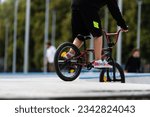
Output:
[54, 29, 125, 83]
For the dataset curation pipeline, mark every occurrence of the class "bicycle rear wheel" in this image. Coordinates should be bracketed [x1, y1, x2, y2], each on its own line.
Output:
[54, 42, 82, 81]
[100, 62, 125, 83]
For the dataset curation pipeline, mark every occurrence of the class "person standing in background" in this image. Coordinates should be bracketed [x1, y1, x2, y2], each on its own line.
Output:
[125, 49, 141, 73]
[46, 41, 56, 72]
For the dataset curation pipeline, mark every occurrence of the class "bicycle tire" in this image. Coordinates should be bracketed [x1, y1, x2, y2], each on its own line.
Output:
[54, 42, 82, 81]
[100, 62, 125, 83]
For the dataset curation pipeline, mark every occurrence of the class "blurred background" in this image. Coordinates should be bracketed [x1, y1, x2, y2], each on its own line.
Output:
[0, 0, 150, 73]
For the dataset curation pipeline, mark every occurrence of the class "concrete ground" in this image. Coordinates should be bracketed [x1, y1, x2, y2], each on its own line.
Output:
[0, 72, 150, 99]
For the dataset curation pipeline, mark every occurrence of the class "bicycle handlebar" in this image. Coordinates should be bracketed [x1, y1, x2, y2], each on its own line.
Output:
[102, 29, 123, 36]
[102, 29, 125, 47]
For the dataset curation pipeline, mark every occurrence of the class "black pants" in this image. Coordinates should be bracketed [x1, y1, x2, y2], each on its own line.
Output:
[72, 7, 102, 40]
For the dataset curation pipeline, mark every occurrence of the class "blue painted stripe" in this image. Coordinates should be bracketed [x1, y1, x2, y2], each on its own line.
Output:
[0, 72, 150, 79]
[80, 73, 150, 79]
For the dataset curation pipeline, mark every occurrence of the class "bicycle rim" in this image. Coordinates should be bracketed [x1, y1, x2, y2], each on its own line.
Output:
[54, 42, 82, 81]
[100, 62, 125, 83]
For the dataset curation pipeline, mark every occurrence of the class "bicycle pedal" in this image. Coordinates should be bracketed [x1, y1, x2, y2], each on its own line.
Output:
[69, 69, 75, 73]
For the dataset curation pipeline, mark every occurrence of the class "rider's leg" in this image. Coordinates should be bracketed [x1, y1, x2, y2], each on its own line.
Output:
[94, 36, 102, 60]
[93, 36, 112, 68]
[68, 38, 83, 55]
[73, 38, 83, 49]
[64, 38, 83, 59]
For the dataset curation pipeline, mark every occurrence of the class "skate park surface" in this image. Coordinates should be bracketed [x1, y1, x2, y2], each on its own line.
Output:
[0, 72, 150, 99]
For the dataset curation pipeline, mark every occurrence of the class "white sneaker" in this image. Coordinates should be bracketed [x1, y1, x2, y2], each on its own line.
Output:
[93, 60, 112, 69]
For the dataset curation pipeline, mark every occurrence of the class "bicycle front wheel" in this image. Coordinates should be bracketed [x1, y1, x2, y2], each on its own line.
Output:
[54, 42, 82, 81]
[100, 62, 125, 83]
